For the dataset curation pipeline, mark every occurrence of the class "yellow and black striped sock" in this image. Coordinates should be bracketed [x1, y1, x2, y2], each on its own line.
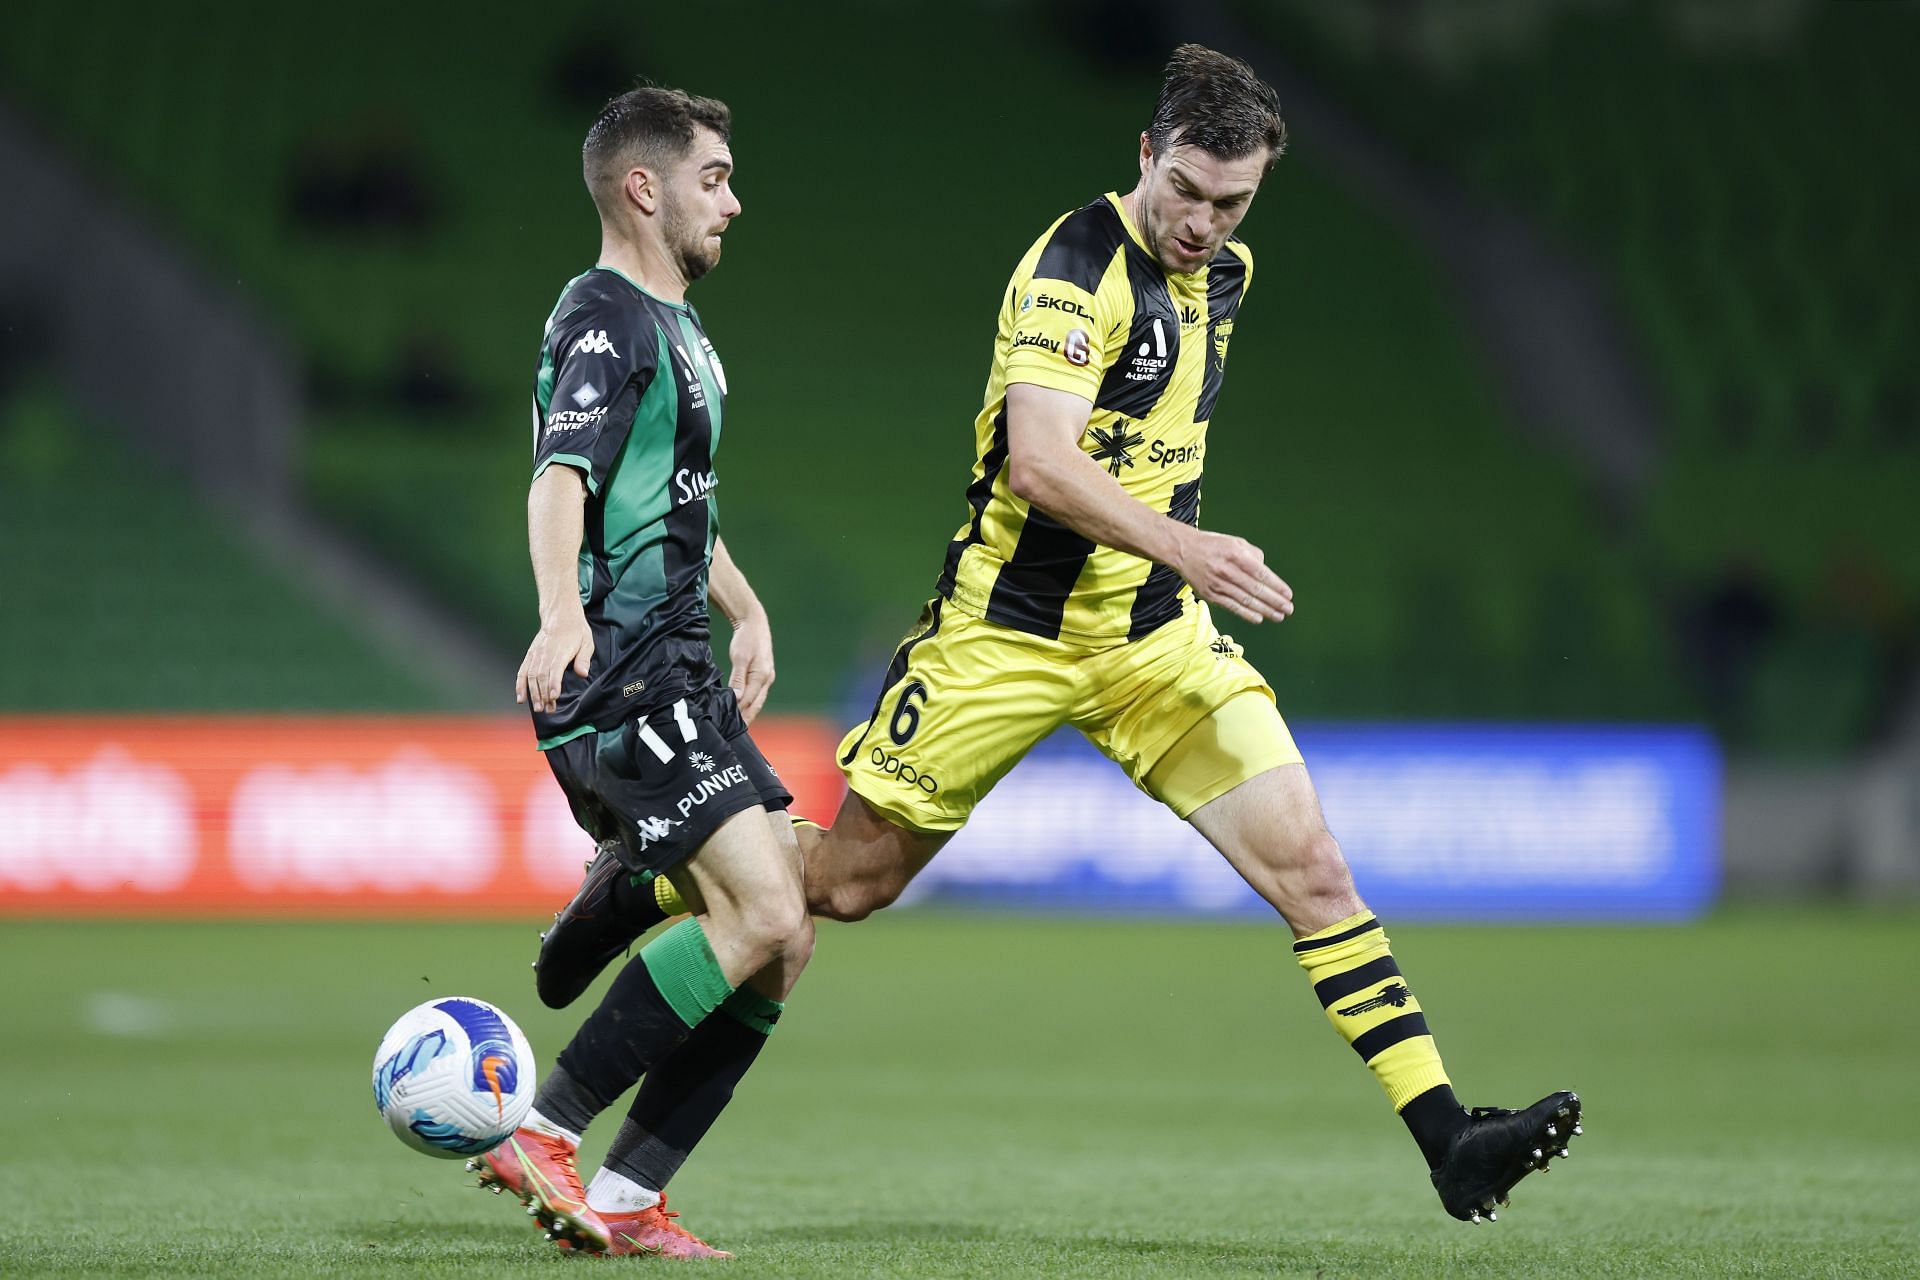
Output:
[1295, 910, 1465, 1166]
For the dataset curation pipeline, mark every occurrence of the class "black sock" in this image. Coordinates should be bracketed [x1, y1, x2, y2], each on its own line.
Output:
[611, 869, 670, 930]
[538, 952, 702, 1132]
[1401, 1083, 1470, 1171]
[602, 988, 780, 1191]
[528, 1063, 601, 1137]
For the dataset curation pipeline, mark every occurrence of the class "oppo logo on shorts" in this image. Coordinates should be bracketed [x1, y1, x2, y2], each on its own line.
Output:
[869, 746, 938, 794]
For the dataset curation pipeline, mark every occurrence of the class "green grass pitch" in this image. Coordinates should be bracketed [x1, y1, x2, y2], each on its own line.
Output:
[3, 907, 1915, 1276]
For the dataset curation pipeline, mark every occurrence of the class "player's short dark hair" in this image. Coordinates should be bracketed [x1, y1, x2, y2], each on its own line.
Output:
[1146, 45, 1287, 175]
[582, 84, 732, 212]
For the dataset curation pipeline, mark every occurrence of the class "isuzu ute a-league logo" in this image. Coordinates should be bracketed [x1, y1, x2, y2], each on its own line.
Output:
[1125, 317, 1171, 382]
[1336, 983, 1414, 1017]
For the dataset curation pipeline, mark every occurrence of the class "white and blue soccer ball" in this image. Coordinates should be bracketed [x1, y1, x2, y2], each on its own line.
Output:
[371, 997, 535, 1158]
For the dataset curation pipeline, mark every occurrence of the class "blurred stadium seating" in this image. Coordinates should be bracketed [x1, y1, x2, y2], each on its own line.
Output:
[1238, 0, 1920, 753]
[0, 1, 1681, 731]
[0, 383, 444, 710]
[3, 2, 1912, 755]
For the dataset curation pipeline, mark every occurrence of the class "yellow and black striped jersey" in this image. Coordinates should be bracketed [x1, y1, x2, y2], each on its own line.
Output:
[935, 192, 1253, 643]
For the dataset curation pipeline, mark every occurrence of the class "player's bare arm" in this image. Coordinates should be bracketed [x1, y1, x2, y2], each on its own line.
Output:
[515, 462, 594, 714]
[1004, 381, 1293, 626]
[708, 537, 775, 723]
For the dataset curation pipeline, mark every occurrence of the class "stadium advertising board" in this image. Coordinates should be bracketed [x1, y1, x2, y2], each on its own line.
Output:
[911, 724, 1721, 920]
[0, 718, 1717, 919]
[0, 716, 841, 915]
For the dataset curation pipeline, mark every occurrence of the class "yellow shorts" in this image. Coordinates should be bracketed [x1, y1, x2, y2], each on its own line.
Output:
[836, 597, 1303, 833]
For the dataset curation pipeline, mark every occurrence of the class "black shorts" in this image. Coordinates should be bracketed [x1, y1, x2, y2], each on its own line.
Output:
[543, 683, 792, 878]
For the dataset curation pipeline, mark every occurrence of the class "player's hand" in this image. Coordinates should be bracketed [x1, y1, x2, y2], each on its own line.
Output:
[1171, 528, 1295, 625]
[515, 609, 595, 714]
[727, 606, 776, 725]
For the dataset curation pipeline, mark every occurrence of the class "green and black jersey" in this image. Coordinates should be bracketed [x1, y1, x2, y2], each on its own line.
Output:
[530, 266, 731, 749]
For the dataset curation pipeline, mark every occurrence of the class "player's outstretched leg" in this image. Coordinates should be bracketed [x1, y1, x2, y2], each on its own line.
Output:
[1292, 909, 1585, 1219]
[1177, 744, 1583, 1223]
[492, 807, 811, 1253]
[574, 985, 782, 1258]
[534, 817, 826, 1007]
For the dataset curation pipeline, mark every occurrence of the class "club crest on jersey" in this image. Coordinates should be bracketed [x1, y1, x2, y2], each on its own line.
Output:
[1212, 317, 1235, 368]
[699, 336, 728, 394]
[571, 329, 618, 357]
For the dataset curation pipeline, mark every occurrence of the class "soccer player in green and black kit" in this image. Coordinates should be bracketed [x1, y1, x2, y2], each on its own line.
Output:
[469, 85, 808, 1260]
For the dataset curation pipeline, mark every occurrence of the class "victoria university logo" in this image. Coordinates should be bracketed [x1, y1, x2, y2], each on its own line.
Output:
[1336, 983, 1414, 1017]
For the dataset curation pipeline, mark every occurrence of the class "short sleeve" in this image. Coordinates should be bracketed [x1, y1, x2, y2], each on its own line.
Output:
[1001, 273, 1124, 401]
[534, 299, 660, 494]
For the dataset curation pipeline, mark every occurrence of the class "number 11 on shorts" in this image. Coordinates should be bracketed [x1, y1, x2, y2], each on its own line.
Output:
[638, 699, 699, 763]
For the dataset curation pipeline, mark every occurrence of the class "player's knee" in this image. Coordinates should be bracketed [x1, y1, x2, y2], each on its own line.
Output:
[781, 911, 816, 971]
[1293, 830, 1360, 909]
[729, 892, 811, 970]
[815, 874, 903, 923]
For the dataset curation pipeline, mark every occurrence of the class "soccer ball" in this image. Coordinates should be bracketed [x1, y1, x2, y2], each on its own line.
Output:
[371, 996, 535, 1158]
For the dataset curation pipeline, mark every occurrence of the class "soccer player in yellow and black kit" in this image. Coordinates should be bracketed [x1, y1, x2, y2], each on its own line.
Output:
[807, 44, 1584, 1225]
[538, 47, 1584, 1226]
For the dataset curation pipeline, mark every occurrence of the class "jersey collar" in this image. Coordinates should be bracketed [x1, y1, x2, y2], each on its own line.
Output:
[593, 264, 694, 313]
[1106, 192, 1150, 256]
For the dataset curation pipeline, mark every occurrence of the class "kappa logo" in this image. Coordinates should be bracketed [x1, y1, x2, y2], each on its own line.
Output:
[1087, 420, 1146, 476]
[571, 381, 601, 408]
[570, 329, 618, 357]
[633, 815, 681, 851]
[1336, 983, 1414, 1017]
